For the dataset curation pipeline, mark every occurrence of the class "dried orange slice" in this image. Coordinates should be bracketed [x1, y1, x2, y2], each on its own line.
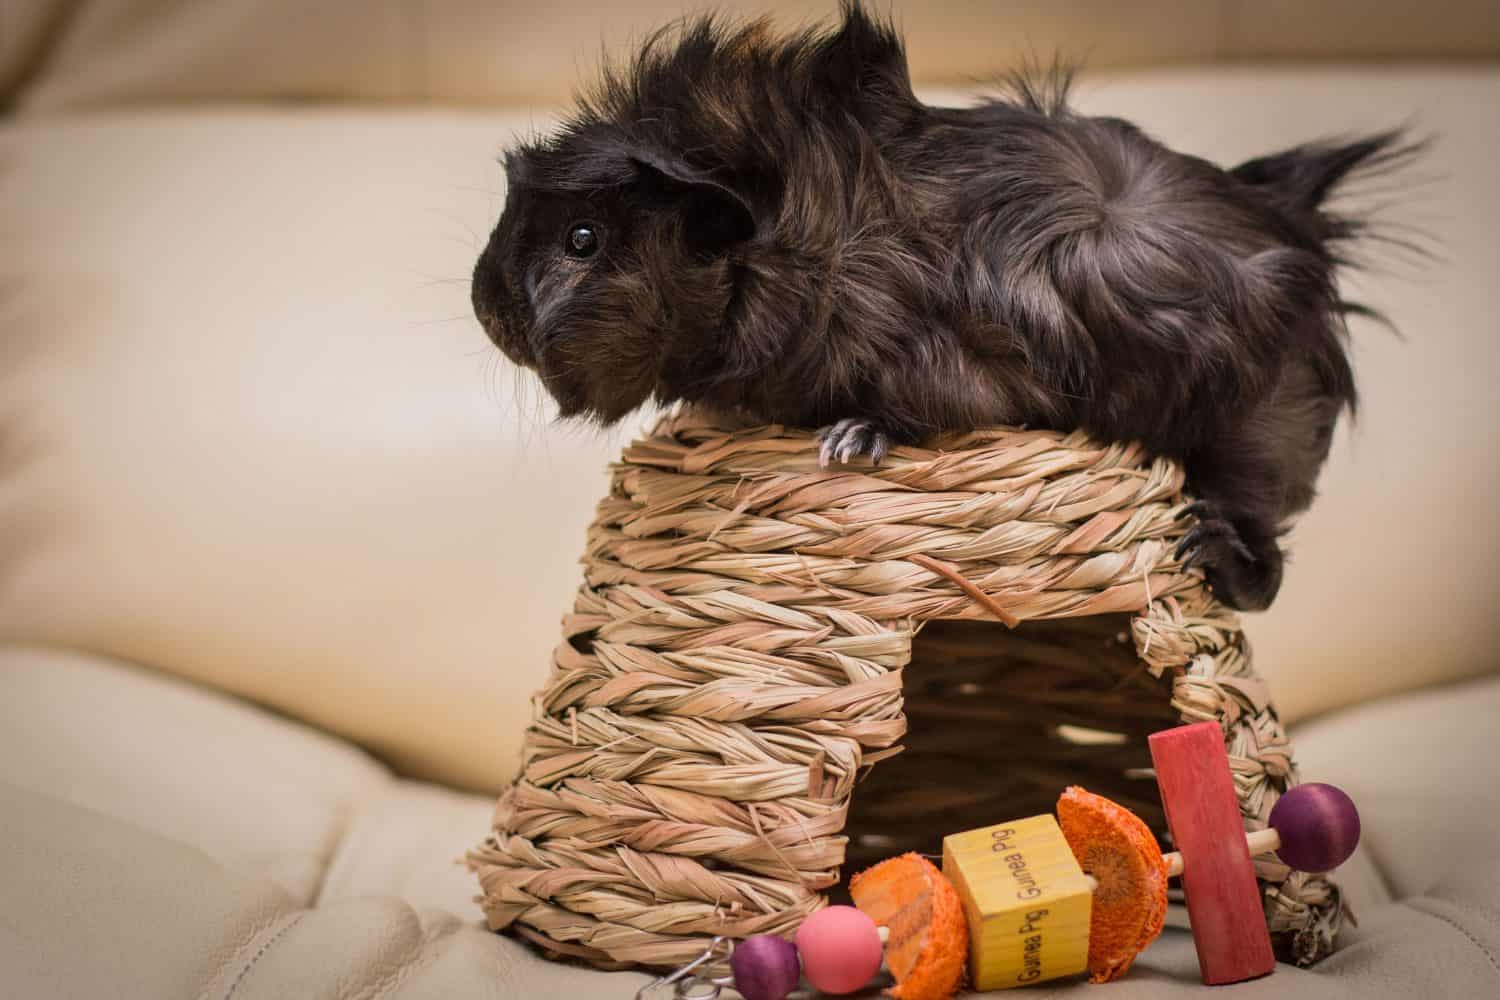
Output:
[1056, 786, 1169, 983]
[850, 852, 968, 1000]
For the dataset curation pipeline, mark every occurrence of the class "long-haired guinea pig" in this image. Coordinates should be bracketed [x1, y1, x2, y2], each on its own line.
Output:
[471, 1, 1419, 611]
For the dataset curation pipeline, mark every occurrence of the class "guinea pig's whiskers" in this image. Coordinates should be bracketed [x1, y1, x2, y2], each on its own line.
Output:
[423, 206, 487, 250]
[412, 315, 480, 330]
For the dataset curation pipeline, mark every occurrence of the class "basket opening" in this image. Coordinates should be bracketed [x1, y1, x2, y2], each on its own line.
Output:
[841, 612, 1176, 879]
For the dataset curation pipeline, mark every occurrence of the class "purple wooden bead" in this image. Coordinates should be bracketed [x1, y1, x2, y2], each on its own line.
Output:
[1269, 782, 1361, 873]
[730, 935, 801, 1000]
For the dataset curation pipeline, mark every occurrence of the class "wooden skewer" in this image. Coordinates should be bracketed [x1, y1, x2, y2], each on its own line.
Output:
[1163, 827, 1281, 878]
[1075, 826, 1281, 893]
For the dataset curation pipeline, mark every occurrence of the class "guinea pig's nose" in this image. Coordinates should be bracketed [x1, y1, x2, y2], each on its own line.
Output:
[471, 244, 533, 368]
[471, 248, 504, 334]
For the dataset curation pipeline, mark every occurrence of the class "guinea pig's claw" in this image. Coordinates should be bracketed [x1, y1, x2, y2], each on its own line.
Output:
[1173, 499, 1284, 611]
[817, 419, 891, 468]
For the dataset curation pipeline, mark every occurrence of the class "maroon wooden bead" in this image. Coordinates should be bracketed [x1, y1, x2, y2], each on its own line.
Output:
[730, 935, 801, 1000]
[1269, 782, 1361, 873]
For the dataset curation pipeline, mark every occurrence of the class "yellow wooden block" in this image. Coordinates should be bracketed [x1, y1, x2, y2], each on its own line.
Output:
[942, 814, 1093, 990]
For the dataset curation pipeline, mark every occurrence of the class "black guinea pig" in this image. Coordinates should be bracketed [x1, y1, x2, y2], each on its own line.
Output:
[471, 1, 1418, 611]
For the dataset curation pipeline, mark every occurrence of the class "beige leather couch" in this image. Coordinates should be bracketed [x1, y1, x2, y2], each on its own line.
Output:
[3, 3, 1498, 997]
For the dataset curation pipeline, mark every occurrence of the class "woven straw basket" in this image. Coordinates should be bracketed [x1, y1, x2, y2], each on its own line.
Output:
[467, 408, 1345, 974]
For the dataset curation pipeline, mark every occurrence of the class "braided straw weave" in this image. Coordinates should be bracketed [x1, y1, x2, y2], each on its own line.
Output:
[468, 408, 1345, 973]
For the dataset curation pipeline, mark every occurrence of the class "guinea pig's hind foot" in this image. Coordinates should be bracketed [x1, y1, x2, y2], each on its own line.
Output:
[1173, 500, 1284, 611]
[817, 418, 891, 467]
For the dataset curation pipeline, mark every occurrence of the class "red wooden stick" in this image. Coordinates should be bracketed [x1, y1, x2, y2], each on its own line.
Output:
[1149, 722, 1275, 985]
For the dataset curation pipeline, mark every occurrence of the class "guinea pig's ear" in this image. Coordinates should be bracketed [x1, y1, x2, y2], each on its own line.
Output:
[630, 152, 756, 255]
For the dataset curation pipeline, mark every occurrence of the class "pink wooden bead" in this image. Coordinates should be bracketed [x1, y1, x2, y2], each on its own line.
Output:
[794, 906, 883, 995]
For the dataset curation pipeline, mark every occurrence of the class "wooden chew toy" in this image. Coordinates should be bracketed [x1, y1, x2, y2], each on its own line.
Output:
[1150, 722, 1360, 985]
[1150, 721, 1277, 984]
[637, 722, 1360, 999]
[942, 815, 1094, 991]
[943, 721, 1361, 990]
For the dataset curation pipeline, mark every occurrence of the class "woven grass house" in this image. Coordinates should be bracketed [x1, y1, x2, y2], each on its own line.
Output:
[467, 408, 1345, 974]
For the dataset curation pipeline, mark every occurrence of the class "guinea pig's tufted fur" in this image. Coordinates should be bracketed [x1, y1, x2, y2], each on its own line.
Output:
[471, 2, 1421, 610]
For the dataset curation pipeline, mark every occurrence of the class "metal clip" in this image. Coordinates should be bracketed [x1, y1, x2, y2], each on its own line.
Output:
[633, 936, 735, 1000]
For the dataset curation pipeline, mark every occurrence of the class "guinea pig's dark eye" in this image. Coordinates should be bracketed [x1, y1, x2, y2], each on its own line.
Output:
[564, 222, 601, 259]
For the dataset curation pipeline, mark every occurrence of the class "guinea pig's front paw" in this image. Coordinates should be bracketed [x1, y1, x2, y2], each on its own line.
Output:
[817, 418, 891, 467]
[1173, 501, 1284, 611]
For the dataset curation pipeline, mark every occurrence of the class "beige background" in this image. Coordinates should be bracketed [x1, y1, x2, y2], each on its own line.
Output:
[4, 0, 1500, 110]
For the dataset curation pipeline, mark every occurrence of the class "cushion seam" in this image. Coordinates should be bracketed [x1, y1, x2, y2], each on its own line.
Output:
[222, 911, 308, 1000]
[1407, 899, 1500, 981]
[315, 793, 378, 906]
[311, 772, 398, 907]
[355, 913, 446, 1000]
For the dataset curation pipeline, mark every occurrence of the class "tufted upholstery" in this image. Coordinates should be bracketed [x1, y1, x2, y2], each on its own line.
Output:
[5, 645, 1499, 997]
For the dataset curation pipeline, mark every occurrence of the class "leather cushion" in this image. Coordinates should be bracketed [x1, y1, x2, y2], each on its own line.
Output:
[3, 647, 1497, 997]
